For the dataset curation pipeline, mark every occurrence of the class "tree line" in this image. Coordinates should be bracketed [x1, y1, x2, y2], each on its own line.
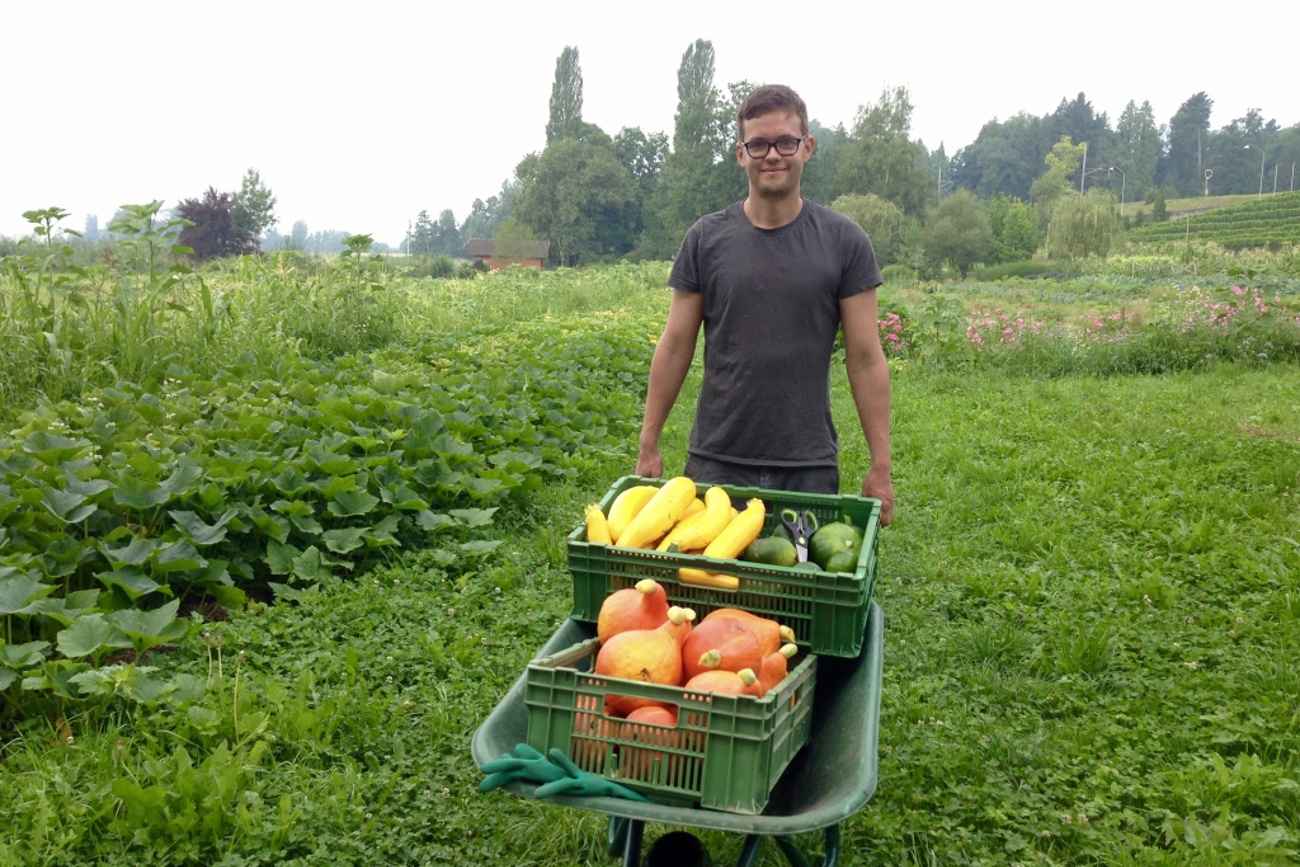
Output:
[410, 41, 1298, 272]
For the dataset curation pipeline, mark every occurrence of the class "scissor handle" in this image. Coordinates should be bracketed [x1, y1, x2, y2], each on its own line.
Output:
[779, 508, 818, 541]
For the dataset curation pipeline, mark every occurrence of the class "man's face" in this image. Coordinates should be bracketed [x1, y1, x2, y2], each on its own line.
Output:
[736, 110, 814, 200]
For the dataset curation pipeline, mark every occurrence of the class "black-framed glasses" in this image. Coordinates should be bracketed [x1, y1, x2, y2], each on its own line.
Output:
[740, 136, 807, 158]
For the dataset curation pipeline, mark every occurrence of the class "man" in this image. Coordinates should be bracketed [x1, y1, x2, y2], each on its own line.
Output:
[635, 83, 894, 525]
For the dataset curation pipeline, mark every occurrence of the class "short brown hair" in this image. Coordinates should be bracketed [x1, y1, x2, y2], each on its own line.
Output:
[736, 84, 809, 141]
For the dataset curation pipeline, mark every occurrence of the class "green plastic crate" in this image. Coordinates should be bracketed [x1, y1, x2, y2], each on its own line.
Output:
[568, 476, 880, 657]
[523, 634, 817, 814]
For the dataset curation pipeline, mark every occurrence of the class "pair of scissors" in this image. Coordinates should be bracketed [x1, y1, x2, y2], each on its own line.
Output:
[779, 508, 818, 562]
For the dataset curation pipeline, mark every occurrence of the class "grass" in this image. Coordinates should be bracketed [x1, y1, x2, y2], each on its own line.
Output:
[2, 257, 1299, 865]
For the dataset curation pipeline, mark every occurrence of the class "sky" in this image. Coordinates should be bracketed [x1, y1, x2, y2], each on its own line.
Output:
[4, 2, 1295, 246]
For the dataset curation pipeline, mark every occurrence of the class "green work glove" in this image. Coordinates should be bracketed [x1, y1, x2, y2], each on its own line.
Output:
[478, 744, 649, 803]
[534, 749, 650, 802]
[479, 743, 568, 792]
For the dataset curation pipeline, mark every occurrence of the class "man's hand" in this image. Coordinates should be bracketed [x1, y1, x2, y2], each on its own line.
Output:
[861, 465, 894, 526]
[635, 444, 664, 479]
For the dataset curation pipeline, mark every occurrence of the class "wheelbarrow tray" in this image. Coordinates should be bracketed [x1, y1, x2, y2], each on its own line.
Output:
[471, 601, 883, 837]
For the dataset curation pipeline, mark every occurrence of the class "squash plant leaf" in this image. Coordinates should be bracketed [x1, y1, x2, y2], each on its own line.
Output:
[109, 599, 187, 653]
[99, 566, 166, 600]
[266, 541, 299, 576]
[168, 509, 237, 545]
[153, 539, 207, 574]
[1, 640, 50, 668]
[20, 430, 88, 464]
[38, 486, 98, 524]
[0, 573, 57, 615]
[114, 475, 168, 510]
[322, 527, 367, 554]
[291, 546, 334, 584]
[30, 589, 101, 626]
[416, 510, 455, 532]
[450, 507, 499, 528]
[155, 457, 204, 500]
[328, 490, 380, 518]
[57, 614, 131, 661]
[102, 537, 157, 568]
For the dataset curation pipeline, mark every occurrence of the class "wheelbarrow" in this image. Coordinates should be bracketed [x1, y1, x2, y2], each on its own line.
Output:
[471, 601, 884, 866]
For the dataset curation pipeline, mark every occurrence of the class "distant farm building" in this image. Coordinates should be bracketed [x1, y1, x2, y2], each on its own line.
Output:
[467, 239, 550, 270]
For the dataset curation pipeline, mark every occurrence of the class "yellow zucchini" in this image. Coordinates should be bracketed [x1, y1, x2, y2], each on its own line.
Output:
[656, 485, 732, 552]
[605, 484, 659, 543]
[702, 498, 766, 560]
[584, 504, 611, 544]
[617, 476, 697, 549]
[678, 567, 740, 590]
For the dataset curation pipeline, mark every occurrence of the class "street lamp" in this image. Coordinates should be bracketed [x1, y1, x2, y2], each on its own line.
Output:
[1244, 144, 1265, 196]
[1109, 166, 1126, 216]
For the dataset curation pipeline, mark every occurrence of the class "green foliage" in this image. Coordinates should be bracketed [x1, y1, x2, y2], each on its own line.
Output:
[545, 46, 583, 144]
[3, 260, 1300, 864]
[1126, 191, 1300, 250]
[513, 138, 640, 265]
[1050, 189, 1122, 259]
[1031, 136, 1087, 225]
[830, 192, 903, 264]
[833, 86, 932, 215]
[923, 189, 993, 274]
[230, 168, 277, 244]
[987, 194, 1041, 263]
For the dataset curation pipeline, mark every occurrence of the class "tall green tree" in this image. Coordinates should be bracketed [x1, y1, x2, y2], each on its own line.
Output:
[986, 195, 1041, 263]
[231, 168, 277, 245]
[546, 46, 583, 143]
[922, 189, 992, 275]
[459, 180, 517, 244]
[1049, 189, 1120, 259]
[1030, 136, 1086, 226]
[834, 86, 932, 216]
[410, 209, 436, 256]
[953, 112, 1053, 201]
[1051, 93, 1112, 174]
[1113, 100, 1161, 203]
[512, 137, 639, 265]
[640, 42, 742, 259]
[1161, 92, 1214, 197]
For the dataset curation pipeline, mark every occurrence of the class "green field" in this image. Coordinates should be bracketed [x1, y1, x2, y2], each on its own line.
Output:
[2, 248, 1300, 865]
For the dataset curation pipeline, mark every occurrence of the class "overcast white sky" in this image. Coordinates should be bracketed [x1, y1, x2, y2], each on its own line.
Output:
[4, 2, 1294, 245]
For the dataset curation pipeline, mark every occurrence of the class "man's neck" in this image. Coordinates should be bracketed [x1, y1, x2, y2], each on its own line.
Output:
[742, 192, 803, 229]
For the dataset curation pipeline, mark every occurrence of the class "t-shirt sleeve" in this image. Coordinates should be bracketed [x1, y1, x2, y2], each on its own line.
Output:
[668, 221, 704, 293]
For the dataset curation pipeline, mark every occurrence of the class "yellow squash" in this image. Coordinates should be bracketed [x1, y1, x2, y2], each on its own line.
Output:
[616, 476, 697, 549]
[656, 485, 732, 552]
[605, 484, 660, 543]
[701, 498, 766, 560]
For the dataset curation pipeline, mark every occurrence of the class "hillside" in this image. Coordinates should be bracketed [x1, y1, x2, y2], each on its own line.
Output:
[1125, 190, 1300, 249]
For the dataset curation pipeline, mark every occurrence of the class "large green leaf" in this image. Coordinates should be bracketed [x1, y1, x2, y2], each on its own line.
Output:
[99, 566, 165, 600]
[322, 527, 367, 554]
[0, 573, 56, 615]
[113, 475, 168, 509]
[1, 640, 50, 667]
[109, 599, 187, 653]
[102, 537, 157, 567]
[38, 486, 98, 524]
[57, 614, 131, 660]
[328, 490, 380, 517]
[20, 430, 88, 464]
[168, 509, 237, 545]
[152, 539, 207, 573]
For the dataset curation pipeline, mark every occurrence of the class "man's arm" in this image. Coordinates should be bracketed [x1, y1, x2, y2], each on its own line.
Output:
[636, 290, 704, 478]
[840, 288, 894, 525]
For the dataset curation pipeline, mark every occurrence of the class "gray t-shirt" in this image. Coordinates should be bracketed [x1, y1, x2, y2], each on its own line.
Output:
[669, 199, 882, 467]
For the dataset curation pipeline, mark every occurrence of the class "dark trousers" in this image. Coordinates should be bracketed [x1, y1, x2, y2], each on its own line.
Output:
[682, 453, 839, 495]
